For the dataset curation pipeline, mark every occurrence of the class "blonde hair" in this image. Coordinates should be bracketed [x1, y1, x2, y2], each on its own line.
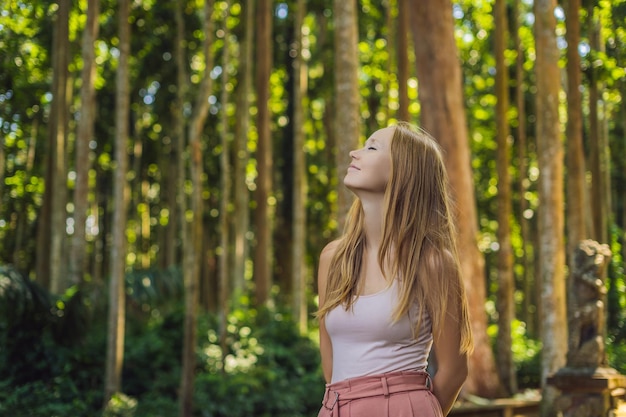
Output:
[317, 122, 473, 354]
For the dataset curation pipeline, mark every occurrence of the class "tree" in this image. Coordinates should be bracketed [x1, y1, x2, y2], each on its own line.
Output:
[292, 0, 308, 334]
[534, 0, 567, 414]
[494, 0, 517, 396]
[70, 0, 100, 287]
[565, 0, 586, 256]
[397, 0, 410, 122]
[565, 0, 587, 338]
[587, 4, 611, 245]
[179, 1, 215, 415]
[410, 0, 503, 397]
[218, 0, 232, 366]
[172, 0, 188, 277]
[104, 0, 130, 404]
[46, 0, 70, 294]
[253, 0, 273, 306]
[232, 0, 254, 297]
[333, 0, 360, 228]
[512, 0, 536, 338]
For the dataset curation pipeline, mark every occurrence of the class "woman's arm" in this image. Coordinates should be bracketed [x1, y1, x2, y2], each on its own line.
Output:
[318, 240, 339, 384]
[431, 253, 470, 415]
[431, 311, 469, 415]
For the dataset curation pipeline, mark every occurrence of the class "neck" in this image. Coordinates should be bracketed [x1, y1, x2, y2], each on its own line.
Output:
[359, 194, 385, 250]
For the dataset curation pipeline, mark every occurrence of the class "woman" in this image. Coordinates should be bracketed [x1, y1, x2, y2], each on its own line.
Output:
[316, 122, 473, 417]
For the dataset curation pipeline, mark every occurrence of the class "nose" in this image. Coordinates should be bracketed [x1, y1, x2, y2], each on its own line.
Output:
[349, 149, 359, 159]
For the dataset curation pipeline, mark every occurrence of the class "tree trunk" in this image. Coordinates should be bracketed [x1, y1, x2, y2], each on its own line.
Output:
[179, 1, 215, 416]
[104, 0, 130, 405]
[232, 0, 254, 298]
[333, 0, 359, 229]
[587, 5, 611, 246]
[397, 0, 410, 122]
[292, 0, 308, 334]
[534, 0, 568, 414]
[174, 0, 190, 405]
[565, 0, 586, 258]
[13, 119, 38, 272]
[253, 0, 273, 306]
[172, 0, 188, 275]
[70, 0, 100, 287]
[512, 0, 535, 339]
[219, 0, 232, 366]
[494, 0, 517, 396]
[49, 0, 70, 294]
[565, 0, 588, 346]
[410, 0, 503, 398]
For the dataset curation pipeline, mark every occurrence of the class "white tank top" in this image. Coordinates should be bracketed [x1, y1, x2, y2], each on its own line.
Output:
[325, 279, 433, 383]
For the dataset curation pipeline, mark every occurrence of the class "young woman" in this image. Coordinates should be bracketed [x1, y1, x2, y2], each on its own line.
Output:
[316, 122, 473, 417]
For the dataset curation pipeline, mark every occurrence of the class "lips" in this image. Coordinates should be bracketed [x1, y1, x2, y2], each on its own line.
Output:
[348, 164, 360, 171]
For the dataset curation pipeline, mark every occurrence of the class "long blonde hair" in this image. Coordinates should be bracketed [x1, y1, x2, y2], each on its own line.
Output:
[317, 122, 473, 354]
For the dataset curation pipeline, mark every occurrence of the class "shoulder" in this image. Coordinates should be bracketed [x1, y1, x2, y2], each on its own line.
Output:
[317, 239, 341, 292]
[320, 239, 341, 262]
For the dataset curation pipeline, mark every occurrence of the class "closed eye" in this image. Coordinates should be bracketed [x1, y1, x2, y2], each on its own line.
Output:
[367, 146, 377, 150]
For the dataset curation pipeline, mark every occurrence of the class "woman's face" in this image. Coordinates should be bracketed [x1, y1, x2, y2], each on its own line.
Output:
[343, 126, 394, 194]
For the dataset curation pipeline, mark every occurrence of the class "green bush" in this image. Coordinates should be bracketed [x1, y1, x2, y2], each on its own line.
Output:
[487, 319, 542, 389]
[194, 308, 324, 417]
[0, 268, 324, 417]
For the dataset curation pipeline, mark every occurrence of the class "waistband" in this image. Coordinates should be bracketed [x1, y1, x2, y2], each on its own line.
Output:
[321, 370, 432, 415]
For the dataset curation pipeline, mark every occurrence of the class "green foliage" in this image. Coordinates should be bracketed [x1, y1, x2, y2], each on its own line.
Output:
[607, 340, 626, 375]
[194, 308, 324, 417]
[103, 393, 138, 417]
[0, 268, 323, 417]
[488, 319, 542, 389]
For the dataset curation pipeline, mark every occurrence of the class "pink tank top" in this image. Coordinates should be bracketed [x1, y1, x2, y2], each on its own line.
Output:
[325, 279, 433, 383]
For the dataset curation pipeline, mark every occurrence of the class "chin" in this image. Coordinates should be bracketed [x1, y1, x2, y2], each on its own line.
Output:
[343, 177, 357, 190]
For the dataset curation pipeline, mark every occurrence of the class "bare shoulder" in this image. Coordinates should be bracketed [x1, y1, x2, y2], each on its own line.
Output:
[320, 239, 341, 262]
[317, 239, 341, 295]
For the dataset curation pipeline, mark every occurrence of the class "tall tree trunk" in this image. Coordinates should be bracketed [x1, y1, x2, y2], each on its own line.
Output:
[410, 0, 503, 398]
[565, 0, 586, 258]
[494, 0, 517, 396]
[397, 0, 410, 122]
[232, 0, 254, 298]
[174, 0, 190, 404]
[50, 0, 70, 294]
[534, 0, 567, 414]
[253, 0, 273, 306]
[512, 0, 536, 338]
[70, 0, 100, 287]
[13, 119, 38, 272]
[179, 1, 215, 416]
[172, 0, 188, 274]
[565, 0, 587, 346]
[292, 0, 308, 334]
[104, 0, 130, 405]
[587, 2, 608, 243]
[587, 4, 610, 245]
[218, 0, 232, 365]
[333, 0, 359, 229]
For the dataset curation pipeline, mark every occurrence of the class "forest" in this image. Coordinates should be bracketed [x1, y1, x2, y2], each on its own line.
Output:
[0, 0, 625, 416]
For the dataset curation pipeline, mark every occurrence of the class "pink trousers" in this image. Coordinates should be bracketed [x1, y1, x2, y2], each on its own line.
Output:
[317, 370, 444, 417]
